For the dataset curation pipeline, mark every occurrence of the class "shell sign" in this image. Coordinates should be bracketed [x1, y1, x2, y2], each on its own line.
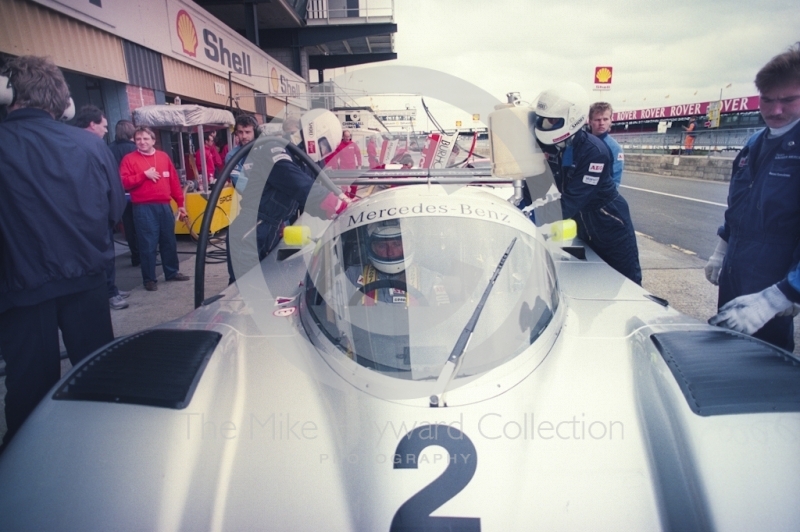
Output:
[594, 66, 612, 91]
[270, 67, 280, 93]
[176, 10, 198, 58]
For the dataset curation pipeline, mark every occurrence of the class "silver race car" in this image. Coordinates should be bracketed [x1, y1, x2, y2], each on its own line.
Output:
[1, 160, 799, 530]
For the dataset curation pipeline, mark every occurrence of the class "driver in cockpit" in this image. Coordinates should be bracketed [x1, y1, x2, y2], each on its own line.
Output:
[346, 219, 451, 306]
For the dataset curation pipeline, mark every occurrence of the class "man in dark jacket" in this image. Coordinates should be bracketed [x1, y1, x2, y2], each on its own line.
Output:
[528, 82, 641, 285]
[0, 56, 125, 450]
[706, 44, 800, 350]
[109, 119, 139, 268]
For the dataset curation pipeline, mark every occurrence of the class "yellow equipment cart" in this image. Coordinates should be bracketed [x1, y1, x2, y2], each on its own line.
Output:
[132, 104, 237, 235]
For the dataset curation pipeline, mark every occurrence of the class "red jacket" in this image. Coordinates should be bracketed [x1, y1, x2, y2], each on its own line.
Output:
[120, 150, 185, 208]
[327, 140, 362, 169]
[195, 144, 222, 178]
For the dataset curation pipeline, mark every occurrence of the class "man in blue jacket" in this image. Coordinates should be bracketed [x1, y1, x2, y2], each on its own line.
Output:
[707, 43, 800, 350]
[589, 101, 624, 187]
[528, 83, 642, 285]
[0, 56, 125, 450]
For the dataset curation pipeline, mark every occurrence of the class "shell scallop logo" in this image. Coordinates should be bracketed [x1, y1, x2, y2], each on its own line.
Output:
[270, 67, 280, 93]
[594, 66, 613, 84]
[176, 10, 198, 57]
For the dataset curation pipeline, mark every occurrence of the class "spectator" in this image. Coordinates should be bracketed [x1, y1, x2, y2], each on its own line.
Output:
[589, 101, 625, 187]
[73, 104, 107, 140]
[399, 153, 415, 169]
[120, 126, 190, 291]
[327, 130, 363, 170]
[194, 130, 223, 184]
[109, 120, 139, 268]
[682, 117, 697, 154]
[325, 129, 361, 198]
[0, 56, 125, 450]
[367, 135, 380, 168]
[707, 43, 800, 350]
[528, 82, 642, 285]
[75, 106, 130, 310]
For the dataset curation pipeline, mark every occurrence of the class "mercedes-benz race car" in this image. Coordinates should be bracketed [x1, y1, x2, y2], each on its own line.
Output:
[1, 177, 799, 531]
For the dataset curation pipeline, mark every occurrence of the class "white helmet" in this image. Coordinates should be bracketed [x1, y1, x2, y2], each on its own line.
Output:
[300, 108, 342, 163]
[533, 82, 589, 145]
[367, 220, 413, 275]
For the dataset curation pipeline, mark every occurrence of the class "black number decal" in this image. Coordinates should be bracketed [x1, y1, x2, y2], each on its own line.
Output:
[390, 424, 480, 531]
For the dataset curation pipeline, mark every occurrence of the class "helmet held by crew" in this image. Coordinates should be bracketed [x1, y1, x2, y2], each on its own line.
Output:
[299, 108, 342, 163]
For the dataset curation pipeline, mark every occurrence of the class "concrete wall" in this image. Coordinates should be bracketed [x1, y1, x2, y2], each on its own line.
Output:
[624, 154, 735, 182]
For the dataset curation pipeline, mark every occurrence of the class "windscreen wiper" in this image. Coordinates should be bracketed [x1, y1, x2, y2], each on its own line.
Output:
[429, 238, 517, 407]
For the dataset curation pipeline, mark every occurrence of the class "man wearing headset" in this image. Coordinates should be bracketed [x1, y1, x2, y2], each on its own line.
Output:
[226, 110, 350, 283]
[527, 82, 641, 285]
[0, 56, 125, 451]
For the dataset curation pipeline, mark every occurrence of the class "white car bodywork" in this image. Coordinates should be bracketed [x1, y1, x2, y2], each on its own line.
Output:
[0, 184, 798, 531]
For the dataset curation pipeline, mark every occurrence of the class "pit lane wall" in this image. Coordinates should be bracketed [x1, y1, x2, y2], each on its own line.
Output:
[623, 154, 734, 182]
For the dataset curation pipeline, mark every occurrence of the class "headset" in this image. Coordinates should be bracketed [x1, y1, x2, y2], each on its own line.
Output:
[0, 71, 75, 121]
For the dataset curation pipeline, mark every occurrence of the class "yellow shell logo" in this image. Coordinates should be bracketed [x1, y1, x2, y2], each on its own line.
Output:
[595, 67, 612, 84]
[176, 10, 198, 58]
[270, 67, 280, 93]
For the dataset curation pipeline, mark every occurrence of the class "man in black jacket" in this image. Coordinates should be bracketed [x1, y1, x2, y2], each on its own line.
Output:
[109, 119, 139, 268]
[0, 56, 125, 450]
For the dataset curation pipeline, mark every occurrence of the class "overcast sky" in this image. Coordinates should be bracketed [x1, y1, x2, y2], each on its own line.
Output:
[331, 0, 799, 128]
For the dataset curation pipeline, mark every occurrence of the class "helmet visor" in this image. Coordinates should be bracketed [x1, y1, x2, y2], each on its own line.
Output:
[536, 116, 564, 131]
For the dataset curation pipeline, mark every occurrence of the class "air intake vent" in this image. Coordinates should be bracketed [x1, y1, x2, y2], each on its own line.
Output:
[651, 330, 800, 416]
[53, 329, 221, 409]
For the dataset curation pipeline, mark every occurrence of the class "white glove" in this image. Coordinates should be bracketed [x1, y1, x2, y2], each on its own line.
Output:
[777, 303, 800, 317]
[708, 284, 794, 334]
[704, 238, 727, 285]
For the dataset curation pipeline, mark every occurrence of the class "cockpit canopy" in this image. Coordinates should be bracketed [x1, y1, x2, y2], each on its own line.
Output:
[303, 189, 559, 382]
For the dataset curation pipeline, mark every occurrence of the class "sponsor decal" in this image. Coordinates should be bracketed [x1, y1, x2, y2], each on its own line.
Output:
[617, 153, 624, 161]
[164, 171, 170, 177]
[553, 133, 570, 143]
[738, 157, 748, 167]
[582, 175, 600, 186]
[306, 140, 316, 154]
[537, 101, 548, 111]
[275, 296, 297, 306]
[202, 29, 252, 76]
[594, 66, 613, 85]
[176, 10, 198, 57]
[271, 147, 285, 154]
[346, 203, 513, 228]
[588, 163, 604, 173]
[273, 154, 292, 163]
[273, 307, 297, 317]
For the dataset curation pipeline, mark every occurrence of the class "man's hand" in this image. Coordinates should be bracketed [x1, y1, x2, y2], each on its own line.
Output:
[704, 238, 727, 285]
[145, 167, 160, 182]
[177, 206, 188, 222]
[708, 284, 793, 334]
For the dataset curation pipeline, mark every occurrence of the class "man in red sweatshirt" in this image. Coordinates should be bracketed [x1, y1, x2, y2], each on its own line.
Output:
[120, 127, 189, 291]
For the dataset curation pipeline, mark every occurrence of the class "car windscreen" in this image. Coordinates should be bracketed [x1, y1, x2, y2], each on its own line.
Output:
[304, 215, 558, 381]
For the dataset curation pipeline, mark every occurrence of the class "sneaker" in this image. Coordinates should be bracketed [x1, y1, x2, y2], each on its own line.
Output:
[118, 289, 131, 299]
[109, 295, 129, 310]
[144, 281, 158, 291]
[167, 273, 190, 282]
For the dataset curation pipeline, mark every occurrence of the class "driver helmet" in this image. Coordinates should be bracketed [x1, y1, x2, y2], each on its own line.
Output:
[300, 108, 342, 163]
[533, 82, 589, 145]
[367, 220, 414, 275]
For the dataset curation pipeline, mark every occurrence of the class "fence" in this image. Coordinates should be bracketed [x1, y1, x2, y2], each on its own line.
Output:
[307, 0, 394, 22]
[613, 127, 762, 156]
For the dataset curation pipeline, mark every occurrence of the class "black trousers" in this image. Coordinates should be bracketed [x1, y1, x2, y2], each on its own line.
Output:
[0, 283, 114, 449]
